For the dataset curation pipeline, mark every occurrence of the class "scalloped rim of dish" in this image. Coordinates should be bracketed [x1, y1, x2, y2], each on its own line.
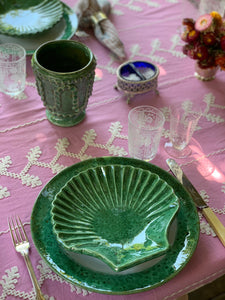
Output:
[0, 0, 64, 36]
[0, 3, 78, 55]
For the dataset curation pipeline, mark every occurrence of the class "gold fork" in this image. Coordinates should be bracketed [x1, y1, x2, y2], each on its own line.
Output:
[8, 216, 45, 300]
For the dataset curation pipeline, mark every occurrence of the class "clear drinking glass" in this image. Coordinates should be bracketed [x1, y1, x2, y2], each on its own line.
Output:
[128, 105, 165, 161]
[0, 43, 26, 96]
[164, 101, 202, 158]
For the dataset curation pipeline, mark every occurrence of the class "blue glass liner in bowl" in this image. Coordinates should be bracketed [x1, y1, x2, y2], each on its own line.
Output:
[116, 60, 159, 103]
[120, 61, 158, 81]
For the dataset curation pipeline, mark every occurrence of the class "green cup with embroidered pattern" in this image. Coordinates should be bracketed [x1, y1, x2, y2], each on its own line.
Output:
[31, 40, 96, 127]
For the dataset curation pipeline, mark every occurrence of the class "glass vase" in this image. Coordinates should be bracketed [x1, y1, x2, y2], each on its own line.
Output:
[194, 62, 218, 81]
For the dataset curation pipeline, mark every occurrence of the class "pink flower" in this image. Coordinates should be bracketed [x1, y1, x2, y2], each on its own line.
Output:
[195, 14, 213, 32]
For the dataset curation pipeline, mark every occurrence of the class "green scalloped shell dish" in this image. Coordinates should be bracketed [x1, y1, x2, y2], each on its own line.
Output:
[31, 157, 200, 295]
[51, 165, 179, 272]
[0, 0, 63, 36]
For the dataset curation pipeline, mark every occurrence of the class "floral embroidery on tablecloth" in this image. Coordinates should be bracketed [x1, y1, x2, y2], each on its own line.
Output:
[221, 183, 225, 194]
[197, 190, 216, 236]
[129, 37, 185, 62]
[1, 94, 225, 239]
[0, 261, 91, 299]
[0, 185, 10, 199]
[97, 35, 185, 76]
[111, 0, 160, 15]
[190, 189, 225, 237]
[0, 122, 128, 191]
[111, 0, 178, 15]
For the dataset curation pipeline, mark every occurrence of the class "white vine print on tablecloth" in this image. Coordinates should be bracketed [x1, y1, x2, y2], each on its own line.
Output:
[0, 261, 91, 299]
[0, 122, 128, 196]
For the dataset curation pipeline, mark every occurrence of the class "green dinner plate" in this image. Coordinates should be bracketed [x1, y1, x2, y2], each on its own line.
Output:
[0, 2, 78, 55]
[31, 157, 200, 295]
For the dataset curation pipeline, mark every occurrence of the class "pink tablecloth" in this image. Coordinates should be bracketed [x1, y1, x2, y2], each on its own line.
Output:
[1, 0, 225, 299]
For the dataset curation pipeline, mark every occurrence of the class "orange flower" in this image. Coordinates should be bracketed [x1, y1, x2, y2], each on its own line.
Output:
[215, 54, 225, 70]
[210, 11, 223, 26]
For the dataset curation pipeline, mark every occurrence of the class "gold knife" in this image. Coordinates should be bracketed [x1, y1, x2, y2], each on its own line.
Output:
[166, 158, 225, 247]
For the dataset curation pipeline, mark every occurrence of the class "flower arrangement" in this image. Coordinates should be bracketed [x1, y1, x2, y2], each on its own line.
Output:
[181, 11, 225, 70]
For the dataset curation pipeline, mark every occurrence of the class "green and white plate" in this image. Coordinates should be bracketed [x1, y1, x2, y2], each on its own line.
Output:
[31, 157, 199, 295]
[0, 0, 63, 36]
[0, 2, 78, 55]
[51, 164, 179, 272]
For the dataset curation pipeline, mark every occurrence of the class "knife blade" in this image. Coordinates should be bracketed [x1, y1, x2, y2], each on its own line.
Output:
[166, 158, 225, 247]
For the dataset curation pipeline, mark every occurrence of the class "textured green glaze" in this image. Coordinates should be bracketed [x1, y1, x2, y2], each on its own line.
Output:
[31, 157, 200, 295]
[51, 165, 179, 272]
[31, 40, 96, 127]
[0, 0, 63, 36]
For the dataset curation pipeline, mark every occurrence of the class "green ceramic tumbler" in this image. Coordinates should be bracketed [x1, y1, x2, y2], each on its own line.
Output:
[31, 40, 96, 127]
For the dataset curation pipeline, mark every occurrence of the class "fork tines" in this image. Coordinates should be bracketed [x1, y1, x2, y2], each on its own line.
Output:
[8, 216, 28, 246]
